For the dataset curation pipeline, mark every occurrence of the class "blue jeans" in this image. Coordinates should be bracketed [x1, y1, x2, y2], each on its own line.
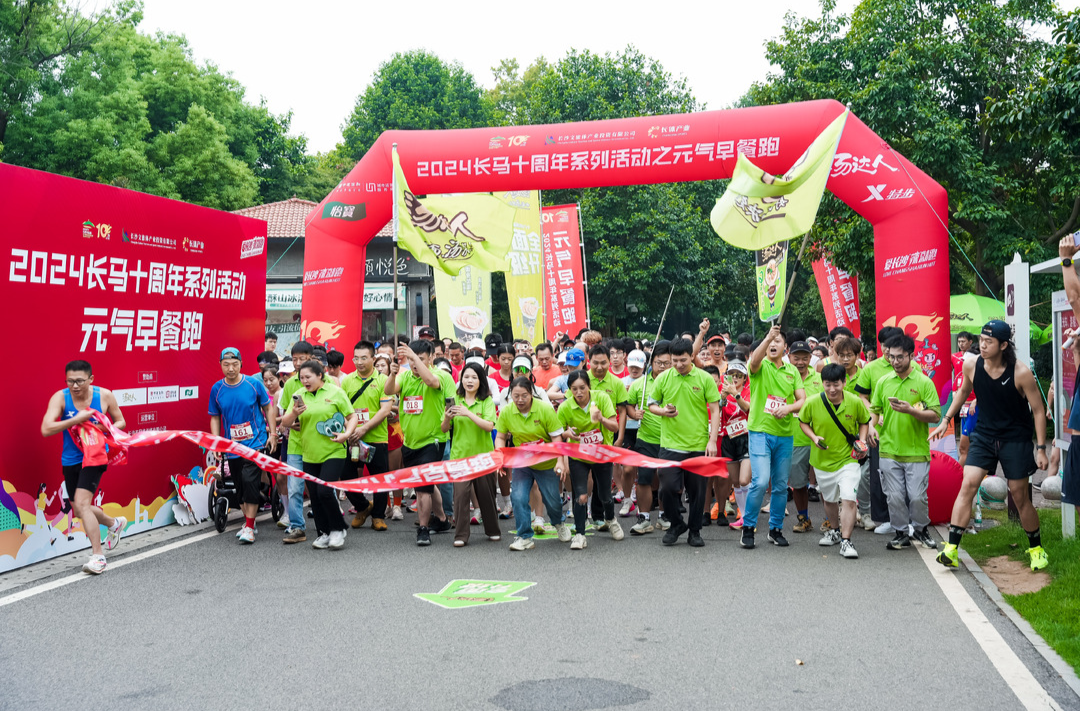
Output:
[437, 440, 454, 518]
[744, 431, 793, 531]
[510, 466, 563, 539]
[286, 453, 306, 530]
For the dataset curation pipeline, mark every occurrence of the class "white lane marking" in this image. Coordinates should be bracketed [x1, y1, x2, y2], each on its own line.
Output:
[0, 513, 268, 609]
[916, 544, 1062, 710]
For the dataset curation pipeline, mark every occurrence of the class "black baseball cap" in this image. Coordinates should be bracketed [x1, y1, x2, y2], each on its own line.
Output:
[485, 333, 503, 350]
[789, 340, 812, 353]
[982, 320, 1011, 342]
[418, 326, 436, 339]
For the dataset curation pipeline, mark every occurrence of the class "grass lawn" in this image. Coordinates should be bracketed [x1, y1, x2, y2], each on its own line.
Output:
[959, 508, 1080, 675]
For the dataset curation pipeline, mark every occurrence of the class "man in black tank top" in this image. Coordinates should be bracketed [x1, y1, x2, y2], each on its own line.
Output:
[931, 320, 1048, 572]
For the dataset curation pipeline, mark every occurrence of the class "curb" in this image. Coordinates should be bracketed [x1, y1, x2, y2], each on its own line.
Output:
[955, 543, 1080, 700]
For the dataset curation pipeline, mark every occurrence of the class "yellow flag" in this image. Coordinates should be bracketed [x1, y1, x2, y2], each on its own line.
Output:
[710, 110, 848, 251]
[393, 147, 516, 276]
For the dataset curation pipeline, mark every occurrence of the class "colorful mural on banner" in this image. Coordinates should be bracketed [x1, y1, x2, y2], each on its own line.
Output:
[433, 265, 491, 344]
[0, 164, 266, 573]
[541, 204, 588, 339]
[498, 191, 545, 343]
[812, 258, 862, 338]
[754, 241, 789, 322]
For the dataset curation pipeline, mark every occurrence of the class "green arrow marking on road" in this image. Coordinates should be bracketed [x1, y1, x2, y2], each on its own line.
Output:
[414, 579, 536, 609]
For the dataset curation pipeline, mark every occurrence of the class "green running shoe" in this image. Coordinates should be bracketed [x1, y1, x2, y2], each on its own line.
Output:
[1027, 546, 1048, 571]
[936, 543, 959, 569]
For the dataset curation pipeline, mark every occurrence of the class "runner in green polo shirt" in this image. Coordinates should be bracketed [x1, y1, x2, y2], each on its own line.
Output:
[626, 340, 672, 535]
[799, 363, 871, 559]
[278, 360, 357, 550]
[277, 341, 314, 540]
[340, 340, 394, 532]
[495, 376, 570, 551]
[647, 338, 721, 547]
[558, 372, 622, 548]
[441, 361, 501, 546]
[870, 333, 941, 552]
[787, 338, 822, 533]
[384, 339, 454, 545]
[742, 324, 806, 550]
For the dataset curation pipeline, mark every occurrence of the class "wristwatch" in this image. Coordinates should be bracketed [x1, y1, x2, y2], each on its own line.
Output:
[1064, 258, 1074, 268]
[1036, 444, 1047, 450]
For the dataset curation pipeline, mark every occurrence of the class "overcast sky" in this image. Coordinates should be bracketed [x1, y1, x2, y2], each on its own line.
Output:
[138, 0, 1079, 155]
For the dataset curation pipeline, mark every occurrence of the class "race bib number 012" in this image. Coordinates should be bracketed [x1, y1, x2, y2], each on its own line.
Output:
[579, 429, 604, 445]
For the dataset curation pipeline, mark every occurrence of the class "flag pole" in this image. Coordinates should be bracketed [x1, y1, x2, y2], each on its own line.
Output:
[641, 284, 675, 411]
[777, 231, 812, 325]
[392, 143, 401, 342]
[538, 190, 546, 341]
[577, 202, 591, 328]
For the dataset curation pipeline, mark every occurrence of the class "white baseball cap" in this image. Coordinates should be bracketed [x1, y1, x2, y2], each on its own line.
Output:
[627, 350, 647, 368]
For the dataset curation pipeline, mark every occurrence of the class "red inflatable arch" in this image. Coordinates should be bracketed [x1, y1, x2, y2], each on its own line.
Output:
[302, 99, 949, 389]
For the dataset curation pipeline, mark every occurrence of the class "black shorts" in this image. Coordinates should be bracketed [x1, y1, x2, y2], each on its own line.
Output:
[966, 430, 1036, 480]
[720, 433, 749, 462]
[402, 442, 442, 493]
[62, 463, 106, 497]
[634, 439, 662, 485]
[622, 428, 638, 451]
[230, 457, 264, 505]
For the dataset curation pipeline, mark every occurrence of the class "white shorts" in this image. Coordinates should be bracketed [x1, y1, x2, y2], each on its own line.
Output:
[815, 462, 861, 503]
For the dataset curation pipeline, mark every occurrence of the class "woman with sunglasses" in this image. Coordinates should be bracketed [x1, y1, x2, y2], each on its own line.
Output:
[442, 362, 501, 546]
[496, 376, 570, 550]
[279, 360, 357, 550]
[556, 370, 623, 549]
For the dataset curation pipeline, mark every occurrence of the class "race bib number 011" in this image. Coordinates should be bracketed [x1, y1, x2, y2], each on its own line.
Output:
[356, 408, 371, 422]
[764, 395, 786, 415]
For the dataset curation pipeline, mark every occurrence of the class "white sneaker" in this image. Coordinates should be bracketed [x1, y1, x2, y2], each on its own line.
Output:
[487, 534, 501, 542]
[277, 513, 289, 529]
[554, 522, 572, 542]
[860, 513, 875, 530]
[328, 530, 345, 549]
[82, 554, 106, 575]
[104, 516, 127, 551]
[532, 516, 546, 535]
[874, 521, 895, 535]
[840, 540, 859, 559]
[631, 516, 654, 535]
[570, 533, 587, 550]
[819, 529, 842, 546]
[238, 525, 255, 544]
[619, 499, 633, 517]
[656, 515, 671, 531]
[608, 519, 624, 541]
[311, 534, 330, 549]
[391, 505, 404, 520]
[509, 536, 535, 551]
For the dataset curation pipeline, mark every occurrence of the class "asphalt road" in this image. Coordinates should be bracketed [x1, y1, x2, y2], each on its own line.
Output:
[2, 499, 1078, 711]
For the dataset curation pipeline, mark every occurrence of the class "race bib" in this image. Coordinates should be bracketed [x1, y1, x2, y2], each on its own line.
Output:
[580, 429, 604, 445]
[764, 395, 787, 415]
[230, 421, 254, 441]
[725, 419, 748, 438]
[356, 408, 371, 422]
[403, 396, 423, 415]
[959, 403, 971, 418]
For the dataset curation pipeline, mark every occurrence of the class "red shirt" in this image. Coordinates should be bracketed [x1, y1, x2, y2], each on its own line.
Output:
[609, 365, 629, 380]
[450, 361, 465, 383]
[533, 364, 561, 389]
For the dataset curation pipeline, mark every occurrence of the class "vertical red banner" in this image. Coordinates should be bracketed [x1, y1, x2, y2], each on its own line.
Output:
[812, 258, 862, 338]
[541, 204, 588, 339]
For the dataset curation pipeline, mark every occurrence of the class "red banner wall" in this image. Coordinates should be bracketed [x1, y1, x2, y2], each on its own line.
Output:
[812, 258, 862, 338]
[302, 99, 950, 388]
[541, 204, 588, 339]
[0, 164, 266, 572]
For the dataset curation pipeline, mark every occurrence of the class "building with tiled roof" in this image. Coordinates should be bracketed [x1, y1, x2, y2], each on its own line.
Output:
[233, 196, 431, 348]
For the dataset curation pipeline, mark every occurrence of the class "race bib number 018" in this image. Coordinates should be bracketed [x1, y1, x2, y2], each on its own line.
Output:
[403, 397, 423, 415]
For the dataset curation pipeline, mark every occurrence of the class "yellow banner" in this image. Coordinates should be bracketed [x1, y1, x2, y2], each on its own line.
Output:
[393, 147, 515, 275]
[433, 266, 491, 344]
[497, 190, 545, 344]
